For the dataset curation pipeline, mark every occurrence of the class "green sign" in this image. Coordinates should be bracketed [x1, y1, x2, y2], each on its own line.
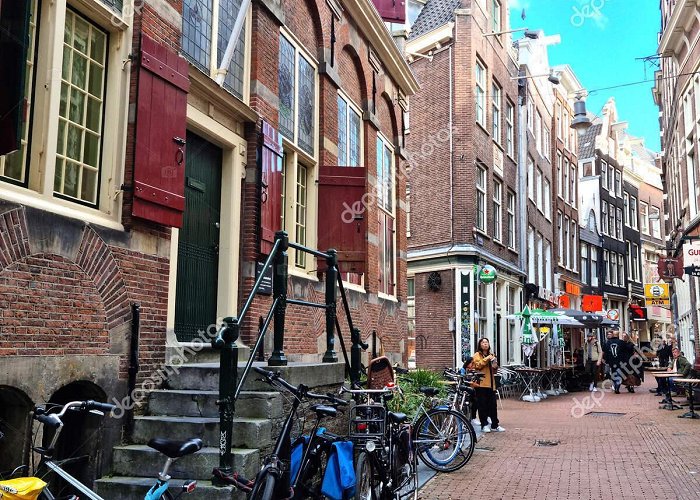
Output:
[479, 265, 497, 284]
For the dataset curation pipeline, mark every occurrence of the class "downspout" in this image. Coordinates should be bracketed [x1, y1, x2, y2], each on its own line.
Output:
[449, 45, 454, 241]
[517, 79, 528, 277]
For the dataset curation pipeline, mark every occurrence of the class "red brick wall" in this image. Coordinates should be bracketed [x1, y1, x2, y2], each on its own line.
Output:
[414, 270, 455, 370]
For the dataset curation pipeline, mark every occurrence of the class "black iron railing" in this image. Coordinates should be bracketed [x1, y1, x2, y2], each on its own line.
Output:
[211, 231, 365, 479]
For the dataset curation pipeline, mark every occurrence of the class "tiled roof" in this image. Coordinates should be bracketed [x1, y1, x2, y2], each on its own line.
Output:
[577, 123, 602, 159]
[408, 0, 462, 41]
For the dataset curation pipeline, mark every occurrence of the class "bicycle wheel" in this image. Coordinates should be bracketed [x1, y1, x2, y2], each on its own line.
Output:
[414, 409, 474, 472]
[353, 451, 374, 500]
[250, 470, 276, 500]
[392, 443, 416, 500]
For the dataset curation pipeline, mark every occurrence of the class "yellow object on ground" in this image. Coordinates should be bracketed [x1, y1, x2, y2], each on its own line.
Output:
[0, 477, 47, 500]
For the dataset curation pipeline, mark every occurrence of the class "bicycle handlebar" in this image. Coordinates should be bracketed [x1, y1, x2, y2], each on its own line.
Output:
[253, 367, 348, 406]
[33, 400, 117, 424]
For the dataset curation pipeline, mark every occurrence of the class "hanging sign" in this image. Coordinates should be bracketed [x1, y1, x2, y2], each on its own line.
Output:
[644, 283, 669, 300]
[479, 265, 498, 284]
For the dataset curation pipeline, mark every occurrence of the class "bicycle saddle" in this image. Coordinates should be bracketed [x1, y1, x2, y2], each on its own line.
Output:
[311, 404, 338, 419]
[419, 386, 440, 396]
[148, 437, 203, 458]
[388, 412, 408, 424]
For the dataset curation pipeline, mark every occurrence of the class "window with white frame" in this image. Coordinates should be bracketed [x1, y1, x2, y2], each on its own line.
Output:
[604, 250, 610, 284]
[563, 110, 570, 149]
[535, 111, 542, 154]
[0, 0, 38, 184]
[581, 243, 588, 284]
[557, 153, 563, 198]
[557, 211, 563, 264]
[337, 94, 361, 166]
[632, 243, 639, 281]
[629, 195, 638, 229]
[0, 0, 134, 216]
[543, 126, 550, 159]
[623, 193, 629, 225]
[506, 101, 514, 157]
[563, 157, 570, 202]
[686, 141, 698, 219]
[492, 0, 502, 33]
[537, 233, 544, 288]
[616, 207, 623, 239]
[651, 206, 661, 238]
[608, 206, 615, 239]
[281, 151, 315, 270]
[615, 170, 622, 196]
[640, 201, 649, 234]
[602, 202, 608, 234]
[591, 247, 599, 287]
[571, 224, 577, 271]
[544, 178, 551, 219]
[536, 168, 543, 211]
[492, 82, 501, 142]
[377, 134, 396, 296]
[493, 179, 502, 241]
[608, 167, 614, 194]
[182, 0, 248, 99]
[627, 242, 632, 279]
[570, 164, 576, 205]
[610, 253, 617, 286]
[545, 240, 552, 290]
[279, 33, 316, 156]
[556, 103, 563, 140]
[528, 156, 534, 200]
[477, 165, 487, 232]
[618, 252, 625, 285]
[564, 216, 570, 269]
[528, 225, 535, 283]
[475, 61, 486, 127]
[527, 99, 534, 132]
[601, 161, 608, 189]
[507, 191, 515, 248]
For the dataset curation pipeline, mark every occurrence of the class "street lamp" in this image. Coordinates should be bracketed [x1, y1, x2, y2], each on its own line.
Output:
[484, 27, 539, 39]
[511, 71, 561, 85]
[571, 95, 592, 135]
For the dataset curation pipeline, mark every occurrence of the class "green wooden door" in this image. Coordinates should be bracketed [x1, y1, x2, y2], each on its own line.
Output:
[175, 132, 222, 342]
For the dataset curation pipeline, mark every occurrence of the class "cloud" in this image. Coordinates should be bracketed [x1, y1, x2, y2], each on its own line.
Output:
[510, 0, 531, 10]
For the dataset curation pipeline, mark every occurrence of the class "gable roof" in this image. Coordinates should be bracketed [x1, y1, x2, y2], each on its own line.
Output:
[577, 123, 602, 159]
[408, 0, 461, 41]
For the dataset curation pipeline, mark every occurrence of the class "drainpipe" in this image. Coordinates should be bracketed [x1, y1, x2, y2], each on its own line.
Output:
[449, 45, 454, 241]
[517, 76, 528, 277]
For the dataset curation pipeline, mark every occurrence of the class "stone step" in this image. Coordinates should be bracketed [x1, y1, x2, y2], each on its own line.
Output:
[167, 343, 251, 365]
[94, 477, 245, 500]
[165, 361, 345, 393]
[148, 389, 283, 419]
[111, 445, 259, 480]
[132, 416, 271, 449]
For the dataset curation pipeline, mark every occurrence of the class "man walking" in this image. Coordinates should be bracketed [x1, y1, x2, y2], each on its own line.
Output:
[584, 333, 601, 392]
[598, 330, 630, 394]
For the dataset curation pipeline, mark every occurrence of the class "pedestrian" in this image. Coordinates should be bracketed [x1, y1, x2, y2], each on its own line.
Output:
[657, 340, 672, 368]
[668, 347, 692, 394]
[584, 332, 602, 392]
[621, 332, 643, 392]
[472, 338, 505, 433]
[597, 330, 631, 394]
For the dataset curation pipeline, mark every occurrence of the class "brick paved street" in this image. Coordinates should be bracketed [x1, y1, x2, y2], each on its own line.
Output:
[418, 378, 700, 499]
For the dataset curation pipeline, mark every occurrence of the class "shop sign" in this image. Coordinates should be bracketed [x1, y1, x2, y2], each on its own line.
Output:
[559, 294, 571, 308]
[658, 256, 684, 280]
[644, 283, 669, 300]
[606, 309, 620, 321]
[683, 241, 700, 267]
[479, 265, 498, 284]
[646, 298, 671, 307]
[582, 294, 603, 312]
[565, 282, 581, 295]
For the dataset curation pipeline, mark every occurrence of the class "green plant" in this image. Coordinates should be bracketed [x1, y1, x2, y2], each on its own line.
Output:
[388, 369, 446, 416]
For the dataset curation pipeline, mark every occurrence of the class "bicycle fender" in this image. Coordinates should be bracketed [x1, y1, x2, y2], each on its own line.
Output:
[144, 479, 169, 500]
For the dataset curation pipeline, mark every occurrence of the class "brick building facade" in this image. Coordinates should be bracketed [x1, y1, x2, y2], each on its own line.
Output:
[406, 0, 523, 370]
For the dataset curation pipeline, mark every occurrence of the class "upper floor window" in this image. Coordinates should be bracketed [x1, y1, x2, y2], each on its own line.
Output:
[492, 82, 501, 142]
[536, 168, 543, 210]
[182, 0, 248, 99]
[640, 201, 649, 234]
[527, 99, 534, 132]
[557, 211, 563, 264]
[601, 161, 608, 189]
[591, 247, 599, 287]
[377, 134, 396, 296]
[492, 0, 502, 33]
[544, 178, 551, 219]
[535, 111, 542, 154]
[629, 195, 638, 229]
[337, 94, 361, 166]
[614, 170, 622, 196]
[570, 163, 576, 205]
[563, 157, 570, 202]
[557, 153, 563, 198]
[602, 202, 608, 234]
[279, 33, 316, 156]
[581, 243, 588, 284]
[528, 156, 534, 200]
[651, 206, 661, 238]
[543, 126, 550, 160]
[476, 61, 486, 127]
[493, 179, 502, 241]
[506, 101, 514, 157]
[616, 207, 623, 239]
[476, 165, 487, 232]
[507, 191, 516, 249]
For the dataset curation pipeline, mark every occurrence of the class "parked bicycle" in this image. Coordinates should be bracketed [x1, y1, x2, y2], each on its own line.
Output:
[214, 366, 349, 500]
[0, 400, 201, 500]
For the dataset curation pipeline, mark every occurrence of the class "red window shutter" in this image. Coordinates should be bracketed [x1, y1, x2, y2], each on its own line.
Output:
[260, 121, 283, 255]
[317, 166, 367, 273]
[372, 0, 406, 24]
[386, 213, 395, 294]
[132, 34, 190, 228]
[0, 0, 31, 155]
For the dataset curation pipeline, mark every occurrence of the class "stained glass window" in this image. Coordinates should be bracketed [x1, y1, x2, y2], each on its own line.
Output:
[54, 10, 107, 205]
[349, 108, 361, 166]
[182, 0, 213, 73]
[217, 0, 245, 98]
[337, 96, 347, 165]
[278, 35, 295, 141]
[297, 56, 315, 155]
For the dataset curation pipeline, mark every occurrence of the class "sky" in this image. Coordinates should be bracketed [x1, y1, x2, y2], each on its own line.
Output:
[509, 0, 662, 151]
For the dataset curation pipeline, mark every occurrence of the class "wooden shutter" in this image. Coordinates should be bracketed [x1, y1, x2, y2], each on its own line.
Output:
[260, 121, 283, 255]
[0, 0, 30, 155]
[317, 166, 367, 273]
[132, 34, 190, 228]
[372, 0, 406, 24]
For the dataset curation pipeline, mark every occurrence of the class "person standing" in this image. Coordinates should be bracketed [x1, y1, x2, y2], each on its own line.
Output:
[597, 330, 630, 394]
[472, 338, 505, 433]
[584, 333, 602, 392]
[657, 340, 672, 368]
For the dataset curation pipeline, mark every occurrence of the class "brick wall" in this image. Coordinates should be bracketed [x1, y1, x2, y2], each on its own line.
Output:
[414, 270, 454, 370]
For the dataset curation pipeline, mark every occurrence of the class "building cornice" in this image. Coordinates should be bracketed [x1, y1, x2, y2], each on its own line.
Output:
[658, 0, 700, 56]
[407, 244, 525, 276]
[405, 22, 455, 55]
[343, 0, 420, 96]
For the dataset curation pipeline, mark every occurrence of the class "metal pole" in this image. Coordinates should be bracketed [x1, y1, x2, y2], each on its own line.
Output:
[350, 327, 365, 386]
[323, 250, 338, 363]
[215, 0, 253, 85]
[212, 317, 238, 481]
[269, 231, 289, 366]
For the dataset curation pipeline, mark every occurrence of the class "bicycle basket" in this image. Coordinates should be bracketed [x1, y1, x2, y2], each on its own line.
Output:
[349, 404, 385, 441]
[0, 477, 47, 500]
[367, 356, 395, 390]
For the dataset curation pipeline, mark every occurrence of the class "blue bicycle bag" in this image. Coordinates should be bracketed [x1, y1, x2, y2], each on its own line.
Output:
[321, 440, 355, 500]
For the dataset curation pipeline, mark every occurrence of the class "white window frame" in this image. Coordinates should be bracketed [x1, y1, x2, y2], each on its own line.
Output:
[528, 225, 535, 283]
[543, 126, 550, 160]
[602, 202, 608, 235]
[601, 160, 608, 189]
[544, 178, 551, 219]
[527, 99, 534, 132]
[528, 156, 534, 200]
[618, 252, 625, 286]
[476, 165, 487, 232]
[507, 191, 516, 249]
[571, 224, 577, 271]
[629, 195, 638, 230]
[557, 211, 563, 264]
[536, 168, 543, 211]
[506, 100, 514, 158]
[475, 61, 486, 127]
[591, 247, 599, 287]
[337, 92, 363, 167]
[557, 152, 563, 199]
[492, 81, 501, 142]
[640, 201, 649, 235]
[563, 157, 570, 202]
[651, 206, 661, 238]
[564, 216, 570, 269]
[493, 179, 502, 242]
[537, 232, 544, 288]
[535, 111, 542, 155]
[0, 0, 133, 229]
[581, 243, 588, 284]
[377, 133, 396, 298]
[570, 164, 576, 206]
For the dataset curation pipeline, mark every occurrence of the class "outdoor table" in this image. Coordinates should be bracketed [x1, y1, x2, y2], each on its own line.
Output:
[544, 367, 560, 396]
[673, 378, 700, 419]
[515, 368, 544, 402]
[653, 372, 681, 410]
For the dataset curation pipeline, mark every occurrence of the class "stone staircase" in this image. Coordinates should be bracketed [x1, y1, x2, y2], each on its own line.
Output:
[94, 359, 345, 499]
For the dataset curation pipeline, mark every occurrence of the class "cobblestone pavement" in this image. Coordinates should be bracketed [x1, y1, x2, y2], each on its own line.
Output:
[418, 378, 700, 499]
